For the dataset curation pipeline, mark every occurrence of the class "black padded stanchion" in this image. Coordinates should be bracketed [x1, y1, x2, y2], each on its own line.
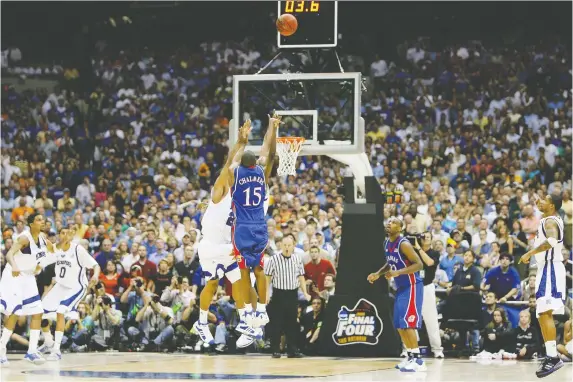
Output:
[318, 176, 400, 357]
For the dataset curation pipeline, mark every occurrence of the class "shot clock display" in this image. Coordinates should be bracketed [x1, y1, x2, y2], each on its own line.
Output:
[277, 1, 338, 49]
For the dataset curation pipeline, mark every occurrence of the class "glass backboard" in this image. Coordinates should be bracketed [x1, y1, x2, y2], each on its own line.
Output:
[230, 72, 363, 156]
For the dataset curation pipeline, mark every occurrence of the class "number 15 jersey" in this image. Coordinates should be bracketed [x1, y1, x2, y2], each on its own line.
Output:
[231, 165, 267, 224]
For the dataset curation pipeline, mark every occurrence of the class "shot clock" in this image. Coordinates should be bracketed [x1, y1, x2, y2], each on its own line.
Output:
[277, 1, 338, 49]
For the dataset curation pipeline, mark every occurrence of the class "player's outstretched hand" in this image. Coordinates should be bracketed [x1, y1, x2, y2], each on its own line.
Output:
[238, 119, 252, 143]
[367, 273, 380, 284]
[268, 111, 283, 129]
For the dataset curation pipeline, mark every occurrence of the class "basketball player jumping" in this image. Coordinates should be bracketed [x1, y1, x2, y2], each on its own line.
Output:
[519, 194, 566, 378]
[193, 119, 254, 345]
[0, 213, 55, 365]
[367, 216, 426, 372]
[232, 113, 281, 330]
[38, 227, 100, 361]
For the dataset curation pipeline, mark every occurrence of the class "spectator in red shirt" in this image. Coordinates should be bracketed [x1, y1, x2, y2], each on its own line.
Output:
[304, 246, 336, 295]
[133, 245, 157, 291]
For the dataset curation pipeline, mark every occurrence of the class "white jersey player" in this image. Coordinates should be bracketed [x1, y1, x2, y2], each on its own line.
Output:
[0, 213, 55, 365]
[193, 119, 253, 346]
[520, 194, 566, 378]
[39, 227, 100, 361]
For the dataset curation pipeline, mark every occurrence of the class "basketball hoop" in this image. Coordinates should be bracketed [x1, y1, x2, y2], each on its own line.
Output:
[276, 137, 305, 176]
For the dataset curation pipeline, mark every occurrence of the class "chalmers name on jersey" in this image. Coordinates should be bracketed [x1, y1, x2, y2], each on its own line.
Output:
[231, 165, 267, 223]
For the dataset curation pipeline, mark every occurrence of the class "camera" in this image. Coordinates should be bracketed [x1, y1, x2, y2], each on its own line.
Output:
[151, 295, 161, 304]
[135, 279, 143, 288]
[101, 296, 112, 306]
[406, 233, 424, 245]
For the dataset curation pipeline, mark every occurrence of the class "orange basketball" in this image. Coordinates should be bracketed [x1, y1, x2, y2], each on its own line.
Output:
[276, 14, 298, 37]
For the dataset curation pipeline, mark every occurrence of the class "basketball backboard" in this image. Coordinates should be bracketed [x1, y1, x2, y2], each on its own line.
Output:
[230, 72, 363, 156]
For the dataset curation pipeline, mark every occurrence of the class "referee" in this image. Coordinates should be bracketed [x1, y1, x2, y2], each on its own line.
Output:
[265, 234, 311, 359]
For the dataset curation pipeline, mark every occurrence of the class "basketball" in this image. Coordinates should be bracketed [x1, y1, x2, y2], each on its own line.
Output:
[276, 13, 298, 36]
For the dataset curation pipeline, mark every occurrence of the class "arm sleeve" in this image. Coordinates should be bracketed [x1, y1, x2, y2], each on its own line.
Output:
[298, 258, 305, 276]
[38, 253, 57, 268]
[264, 257, 274, 277]
[78, 245, 98, 269]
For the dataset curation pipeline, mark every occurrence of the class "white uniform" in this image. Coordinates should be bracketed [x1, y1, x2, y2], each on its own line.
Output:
[0, 231, 47, 316]
[41, 243, 97, 315]
[198, 192, 241, 283]
[198, 186, 269, 284]
[533, 215, 566, 317]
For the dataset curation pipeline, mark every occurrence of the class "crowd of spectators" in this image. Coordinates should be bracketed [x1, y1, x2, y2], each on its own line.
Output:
[1, 34, 572, 358]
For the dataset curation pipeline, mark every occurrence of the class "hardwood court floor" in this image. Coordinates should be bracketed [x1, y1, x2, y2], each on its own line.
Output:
[1, 352, 571, 381]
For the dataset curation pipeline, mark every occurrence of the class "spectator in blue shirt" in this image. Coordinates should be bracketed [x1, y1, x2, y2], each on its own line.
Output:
[439, 243, 464, 280]
[481, 253, 521, 303]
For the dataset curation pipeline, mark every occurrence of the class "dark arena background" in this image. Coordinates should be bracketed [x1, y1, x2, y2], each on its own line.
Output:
[1, 1, 572, 381]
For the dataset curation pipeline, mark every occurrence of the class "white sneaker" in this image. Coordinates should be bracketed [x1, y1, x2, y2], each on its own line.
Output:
[395, 357, 410, 369]
[46, 351, 62, 361]
[236, 321, 258, 337]
[253, 310, 269, 328]
[0, 348, 9, 366]
[38, 344, 53, 354]
[193, 321, 215, 345]
[400, 358, 427, 372]
[236, 334, 255, 349]
[24, 352, 46, 365]
[236, 327, 263, 348]
[194, 340, 204, 352]
[434, 350, 445, 358]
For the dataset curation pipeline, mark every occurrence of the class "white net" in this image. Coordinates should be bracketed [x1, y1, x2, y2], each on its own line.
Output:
[276, 137, 305, 176]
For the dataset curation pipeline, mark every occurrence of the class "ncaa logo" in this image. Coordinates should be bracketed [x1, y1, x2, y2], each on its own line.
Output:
[407, 315, 416, 323]
[332, 298, 383, 346]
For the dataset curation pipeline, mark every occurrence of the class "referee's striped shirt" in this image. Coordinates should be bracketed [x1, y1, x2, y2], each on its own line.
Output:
[264, 252, 305, 290]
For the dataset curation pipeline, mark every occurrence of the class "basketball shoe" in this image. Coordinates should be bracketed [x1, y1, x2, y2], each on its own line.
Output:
[536, 356, 564, 378]
[237, 328, 263, 348]
[192, 321, 215, 346]
[400, 358, 427, 372]
[0, 348, 8, 365]
[46, 351, 62, 361]
[24, 352, 46, 365]
[253, 310, 269, 328]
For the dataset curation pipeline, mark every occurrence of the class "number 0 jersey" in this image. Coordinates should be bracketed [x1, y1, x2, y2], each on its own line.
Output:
[384, 236, 422, 290]
[231, 165, 267, 224]
[41, 243, 98, 289]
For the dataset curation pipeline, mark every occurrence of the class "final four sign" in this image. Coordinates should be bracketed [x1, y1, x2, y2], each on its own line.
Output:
[332, 298, 383, 346]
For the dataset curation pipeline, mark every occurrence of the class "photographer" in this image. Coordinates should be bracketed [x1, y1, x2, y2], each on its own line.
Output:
[85, 281, 117, 311]
[61, 302, 94, 352]
[128, 294, 175, 351]
[91, 295, 122, 351]
[120, 271, 150, 324]
[161, 276, 195, 324]
[412, 232, 444, 358]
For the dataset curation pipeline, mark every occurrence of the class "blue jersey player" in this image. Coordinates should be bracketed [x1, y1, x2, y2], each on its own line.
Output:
[232, 113, 281, 330]
[368, 216, 426, 372]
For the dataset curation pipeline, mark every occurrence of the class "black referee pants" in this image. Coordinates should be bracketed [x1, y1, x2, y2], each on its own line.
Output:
[269, 288, 299, 354]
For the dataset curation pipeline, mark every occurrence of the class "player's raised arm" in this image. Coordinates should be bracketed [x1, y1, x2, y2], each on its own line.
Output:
[259, 112, 282, 179]
[5, 235, 29, 276]
[211, 120, 251, 203]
